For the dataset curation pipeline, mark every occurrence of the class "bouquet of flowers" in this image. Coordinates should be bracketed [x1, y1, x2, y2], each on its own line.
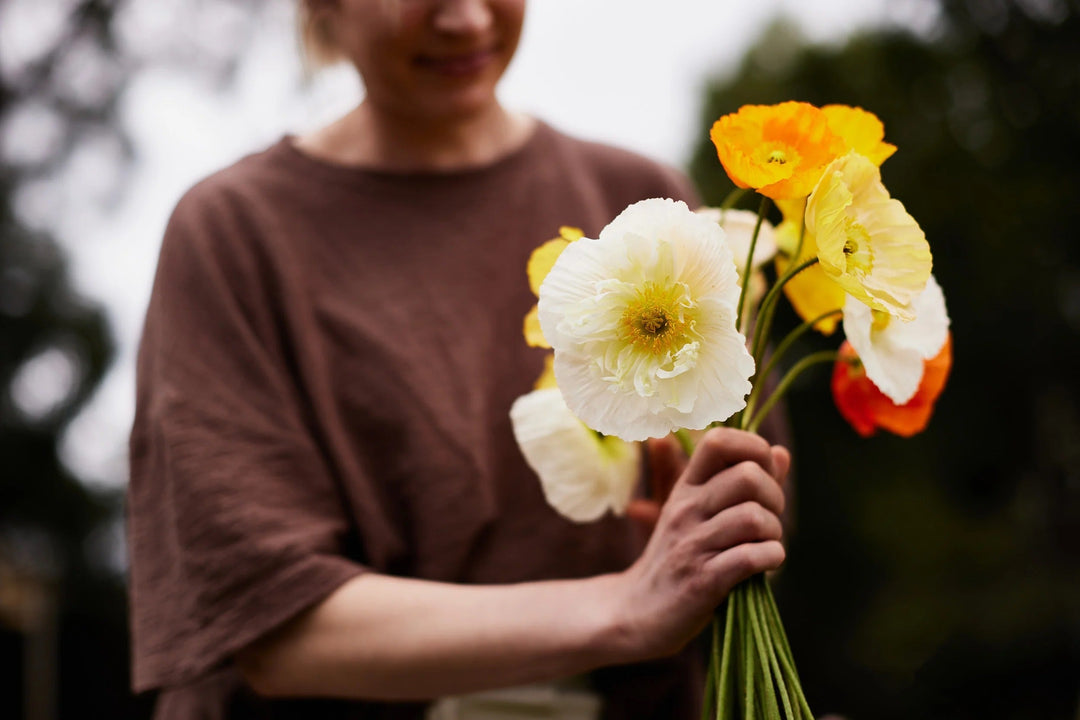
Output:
[511, 101, 952, 719]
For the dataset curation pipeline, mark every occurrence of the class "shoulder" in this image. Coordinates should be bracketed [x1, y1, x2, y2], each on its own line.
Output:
[538, 123, 701, 208]
[167, 142, 290, 238]
[161, 141, 299, 273]
[147, 142, 309, 334]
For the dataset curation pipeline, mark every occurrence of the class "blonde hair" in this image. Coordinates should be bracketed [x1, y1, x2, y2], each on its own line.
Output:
[298, 0, 403, 70]
[297, 1, 343, 69]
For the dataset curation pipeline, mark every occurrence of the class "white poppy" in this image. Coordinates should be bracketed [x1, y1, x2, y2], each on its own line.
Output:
[510, 388, 641, 522]
[843, 274, 950, 405]
[538, 198, 755, 441]
[695, 207, 778, 277]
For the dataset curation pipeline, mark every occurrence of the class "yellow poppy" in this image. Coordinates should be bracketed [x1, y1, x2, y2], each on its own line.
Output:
[534, 353, 557, 390]
[524, 226, 584, 348]
[807, 152, 931, 319]
[822, 104, 896, 166]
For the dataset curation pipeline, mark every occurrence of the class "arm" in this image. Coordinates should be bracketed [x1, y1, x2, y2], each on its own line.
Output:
[238, 428, 791, 701]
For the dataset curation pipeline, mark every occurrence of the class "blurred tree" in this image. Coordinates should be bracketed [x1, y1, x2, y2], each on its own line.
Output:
[1, 0, 127, 716]
[0, 1, 265, 716]
[689, 2, 1080, 719]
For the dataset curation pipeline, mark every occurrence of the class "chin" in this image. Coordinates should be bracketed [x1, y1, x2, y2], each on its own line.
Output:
[417, 85, 504, 121]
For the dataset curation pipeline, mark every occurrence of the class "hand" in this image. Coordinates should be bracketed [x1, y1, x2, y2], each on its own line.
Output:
[609, 427, 791, 662]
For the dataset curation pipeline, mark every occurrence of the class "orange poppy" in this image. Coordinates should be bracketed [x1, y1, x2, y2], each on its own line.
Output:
[831, 335, 953, 437]
[710, 101, 847, 200]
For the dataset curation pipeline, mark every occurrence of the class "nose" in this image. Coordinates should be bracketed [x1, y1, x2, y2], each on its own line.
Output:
[432, 0, 493, 34]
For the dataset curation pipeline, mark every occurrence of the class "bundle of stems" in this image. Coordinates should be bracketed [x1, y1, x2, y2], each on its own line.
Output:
[702, 575, 812, 720]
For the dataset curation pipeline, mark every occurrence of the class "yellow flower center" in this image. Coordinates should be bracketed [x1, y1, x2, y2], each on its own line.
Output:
[767, 149, 788, 164]
[619, 282, 695, 356]
[841, 221, 874, 279]
[870, 309, 891, 332]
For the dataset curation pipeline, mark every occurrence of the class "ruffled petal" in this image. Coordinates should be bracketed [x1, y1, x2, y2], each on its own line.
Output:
[510, 389, 641, 522]
[808, 153, 932, 318]
[842, 275, 951, 404]
[696, 207, 778, 276]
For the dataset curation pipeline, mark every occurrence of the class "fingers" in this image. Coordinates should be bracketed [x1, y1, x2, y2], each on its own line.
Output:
[625, 499, 661, 528]
[645, 435, 684, 504]
[681, 428, 774, 486]
[770, 445, 791, 487]
[696, 458, 786, 518]
[703, 540, 786, 592]
[694, 501, 783, 552]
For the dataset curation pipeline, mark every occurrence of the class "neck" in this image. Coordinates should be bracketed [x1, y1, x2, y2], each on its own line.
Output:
[296, 102, 536, 173]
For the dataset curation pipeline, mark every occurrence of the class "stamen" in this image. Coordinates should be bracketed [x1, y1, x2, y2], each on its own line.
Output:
[619, 282, 697, 356]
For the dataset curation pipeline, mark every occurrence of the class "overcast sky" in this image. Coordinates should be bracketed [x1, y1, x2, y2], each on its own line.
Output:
[36, 0, 936, 489]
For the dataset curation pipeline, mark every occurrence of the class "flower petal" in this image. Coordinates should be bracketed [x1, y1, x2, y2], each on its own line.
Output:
[510, 388, 641, 521]
[710, 102, 848, 200]
[696, 207, 778, 274]
[539, 198, 754, 440]
[523, 304, 550, 348]
[527, 237, 572, 296]
[822, 104, 897, 166]
[776, 223, 845, 335]
[808, 152, 932, 318]
[842, 275, 951, 404]
[831, 336, 952, 437]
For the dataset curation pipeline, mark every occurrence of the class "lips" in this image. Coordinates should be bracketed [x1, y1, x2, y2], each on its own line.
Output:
[415, 48, 498, 77]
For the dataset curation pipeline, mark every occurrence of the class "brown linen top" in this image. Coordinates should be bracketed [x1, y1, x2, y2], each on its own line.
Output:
[128, 121, 704, 719]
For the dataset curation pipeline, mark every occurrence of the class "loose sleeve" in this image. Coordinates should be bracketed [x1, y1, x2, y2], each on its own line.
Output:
[127, 182, 365, 692]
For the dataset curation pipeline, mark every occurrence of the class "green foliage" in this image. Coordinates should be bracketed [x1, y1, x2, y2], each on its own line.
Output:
[690, 3, 1080, 719]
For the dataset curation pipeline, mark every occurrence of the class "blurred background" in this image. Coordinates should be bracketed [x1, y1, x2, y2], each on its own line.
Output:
[0, 0, 1077, 717]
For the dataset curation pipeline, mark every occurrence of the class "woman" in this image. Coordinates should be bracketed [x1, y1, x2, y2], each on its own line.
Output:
[127, 1, 791, 718]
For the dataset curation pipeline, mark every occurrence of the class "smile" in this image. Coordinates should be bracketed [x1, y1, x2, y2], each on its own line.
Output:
[415, 49, 498, 77]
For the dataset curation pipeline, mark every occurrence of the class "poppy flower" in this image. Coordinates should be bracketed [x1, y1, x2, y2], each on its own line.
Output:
[832, 335, 952, 437]
[842, 275, 950, 404]
[807, 152, 932, 319]
[538, 198, 754, 440]
[510, 388, 641, 522]
[710, 101, 847, 200]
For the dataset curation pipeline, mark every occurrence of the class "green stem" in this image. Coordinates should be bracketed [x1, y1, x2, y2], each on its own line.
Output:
[735, 196, 770, 334]
[734, 256, 821, 431]
[752, 578, 795, 720]
[721, 187, 749, 211]
[741, 585, 755, 720]
[744, 308, 842, 422]
[791, 210, 807, 270]
[747, 350, 838, 434]
[745, 582, 781, 719]
[717, 595, 736, 720]
[749, 257, 821, 370]
[761, 582, 814, 719]
[674, 428, 696, 456]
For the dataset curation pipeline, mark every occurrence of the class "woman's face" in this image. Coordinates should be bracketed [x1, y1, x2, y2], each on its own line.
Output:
[326, 0, 527, 122]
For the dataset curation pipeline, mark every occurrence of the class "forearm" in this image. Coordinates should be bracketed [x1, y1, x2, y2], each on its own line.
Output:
[238, 571, 632, 700]
[239, 428, 791, 702]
